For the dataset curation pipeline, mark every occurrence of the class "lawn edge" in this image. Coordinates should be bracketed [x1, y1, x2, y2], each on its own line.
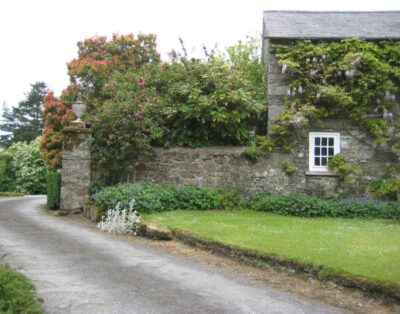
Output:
[170, 228, 400, 302]
[0, 263, 45, 313]
[0, 192, 24, 197]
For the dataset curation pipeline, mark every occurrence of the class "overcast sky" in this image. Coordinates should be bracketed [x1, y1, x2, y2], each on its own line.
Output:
[1, 0, 399, 109]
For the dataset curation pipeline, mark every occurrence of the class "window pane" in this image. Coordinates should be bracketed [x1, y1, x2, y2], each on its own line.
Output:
[315, 137, 320, 145]
[321, 137, 327, 146]
[314, 147, 320, 156]
[314, 157, 320, 166]
[321, 147, 327, 156]
[328, 148, 334, 156]
[321, 157, 327, 166]
[328, 138, 334, 146]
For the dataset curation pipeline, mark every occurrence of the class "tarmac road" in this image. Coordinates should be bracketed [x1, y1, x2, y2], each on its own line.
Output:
[0, 196, 342, 314]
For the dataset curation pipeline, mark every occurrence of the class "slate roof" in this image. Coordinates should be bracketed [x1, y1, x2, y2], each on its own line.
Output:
[263, 11, 400, 39]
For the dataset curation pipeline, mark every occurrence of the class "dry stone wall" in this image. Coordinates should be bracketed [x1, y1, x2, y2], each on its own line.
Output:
[134, 147, 292, 195]
[131, 140, 396, 197]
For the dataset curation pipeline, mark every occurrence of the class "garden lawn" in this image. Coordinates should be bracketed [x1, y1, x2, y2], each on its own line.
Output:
[143, 210, 400, 286]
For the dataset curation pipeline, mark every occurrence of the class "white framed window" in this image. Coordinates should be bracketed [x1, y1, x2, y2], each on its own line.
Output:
[309, 132, 340, 172]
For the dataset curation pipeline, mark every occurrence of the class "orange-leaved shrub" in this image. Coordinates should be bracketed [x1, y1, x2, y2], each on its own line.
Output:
[40, 91, 74, 169]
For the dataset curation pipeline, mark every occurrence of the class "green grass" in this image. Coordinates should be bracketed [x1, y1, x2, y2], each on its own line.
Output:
[0, 192, 24, 197]
[0, 264, 45, 313]
[144, 210, 400, 286]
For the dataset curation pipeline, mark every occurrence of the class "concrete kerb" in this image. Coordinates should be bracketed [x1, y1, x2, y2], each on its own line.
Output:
[79, 201, 400, 302]
[169, 229, 400, 303]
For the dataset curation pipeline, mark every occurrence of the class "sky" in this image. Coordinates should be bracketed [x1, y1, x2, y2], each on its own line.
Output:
[0, 0, 399, 109]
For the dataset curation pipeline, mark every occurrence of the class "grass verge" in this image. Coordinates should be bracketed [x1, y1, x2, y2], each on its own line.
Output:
[0, 192, 24, 197]
[0, 264, 45, 313]
[144, 210, 400, 299]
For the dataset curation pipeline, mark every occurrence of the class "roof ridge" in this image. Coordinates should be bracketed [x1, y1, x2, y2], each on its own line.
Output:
[264, 10, 400, 13]
[263, 11, 400, 39]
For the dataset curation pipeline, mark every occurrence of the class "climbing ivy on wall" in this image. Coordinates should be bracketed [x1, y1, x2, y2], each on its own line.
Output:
[268, 38, 400, 155]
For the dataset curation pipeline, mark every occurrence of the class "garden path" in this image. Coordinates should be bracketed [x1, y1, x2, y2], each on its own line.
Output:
[0, 196, 342, 314]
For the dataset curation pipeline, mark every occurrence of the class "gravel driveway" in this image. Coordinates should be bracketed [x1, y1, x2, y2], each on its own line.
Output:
[0, 196, 342, 314]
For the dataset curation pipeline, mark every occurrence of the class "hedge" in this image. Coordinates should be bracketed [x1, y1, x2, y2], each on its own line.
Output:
[91, 182, 400, 220]
[245, 193, 400, 220]
[91, 182, 239, 213]
[46, 171, 61, 209]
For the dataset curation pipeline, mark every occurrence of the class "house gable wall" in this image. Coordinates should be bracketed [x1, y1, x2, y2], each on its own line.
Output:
[263, 33, 398, 196]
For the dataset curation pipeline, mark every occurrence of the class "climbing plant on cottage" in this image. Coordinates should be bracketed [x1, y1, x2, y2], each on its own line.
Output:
[269, 39, 400, 155]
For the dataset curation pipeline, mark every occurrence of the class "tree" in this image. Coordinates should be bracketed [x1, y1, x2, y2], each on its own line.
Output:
[0, 82, 48, 147]
[66, 33, 160, 106]
[40, 91, 74, 169]
[224, 35, 267, 134]
[41, 33, 267, 182]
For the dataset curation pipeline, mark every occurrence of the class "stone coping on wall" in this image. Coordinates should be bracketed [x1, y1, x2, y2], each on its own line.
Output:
[305, 171, 339, 177]
[152, 146, 247, 155]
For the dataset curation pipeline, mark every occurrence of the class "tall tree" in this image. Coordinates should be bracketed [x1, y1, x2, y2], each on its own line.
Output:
[0, 82, 48, 147]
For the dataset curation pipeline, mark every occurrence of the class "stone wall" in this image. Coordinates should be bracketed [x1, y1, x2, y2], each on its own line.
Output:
[134, 147, 292, 195]
[60, 127, 92, 211]
[130, 141, 395, 196]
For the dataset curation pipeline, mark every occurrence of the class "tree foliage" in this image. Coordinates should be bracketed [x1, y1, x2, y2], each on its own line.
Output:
[40, 91, 74, 169]
[225, 35, 266, 106]
[67, 33, 160, 104]
[158, 56, 263, 146]
[40, 34, 266, 181]
[0, 82, 48, 147]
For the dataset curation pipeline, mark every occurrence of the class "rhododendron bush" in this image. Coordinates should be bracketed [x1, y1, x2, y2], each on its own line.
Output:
[67, 34, 160, 104]
[41, 33, 265, 181]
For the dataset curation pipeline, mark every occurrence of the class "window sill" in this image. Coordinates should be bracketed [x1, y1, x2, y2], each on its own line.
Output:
[305, 171, 339, 177]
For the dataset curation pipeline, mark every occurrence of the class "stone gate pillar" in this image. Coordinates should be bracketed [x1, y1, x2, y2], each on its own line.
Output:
[60, 126, 92, 211]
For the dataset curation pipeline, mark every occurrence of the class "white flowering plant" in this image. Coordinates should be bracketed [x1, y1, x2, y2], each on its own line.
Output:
[97, 199, 141, 235]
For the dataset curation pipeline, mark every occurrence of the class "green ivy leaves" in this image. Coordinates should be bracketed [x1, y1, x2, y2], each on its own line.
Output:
[271, 39, 400, 154]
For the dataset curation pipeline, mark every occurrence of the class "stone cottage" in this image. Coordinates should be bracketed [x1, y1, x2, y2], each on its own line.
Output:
[262, 11, 400, 196]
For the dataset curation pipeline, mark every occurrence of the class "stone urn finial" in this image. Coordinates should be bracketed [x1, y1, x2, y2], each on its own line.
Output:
[72, 101, 86, 124]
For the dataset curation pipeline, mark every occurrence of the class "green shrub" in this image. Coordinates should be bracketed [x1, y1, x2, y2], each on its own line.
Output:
[91, 182, 239, 213]
[0, 264, 45, 314]
[92, 183, 400, 219]
[245, 193, 400, 219]
[1, 139, 47, 194]
[90, 180, 107, 194]
[0, 150, 14, 192]
[174, 185, 225, 210]
[46, 171, 61, 209]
